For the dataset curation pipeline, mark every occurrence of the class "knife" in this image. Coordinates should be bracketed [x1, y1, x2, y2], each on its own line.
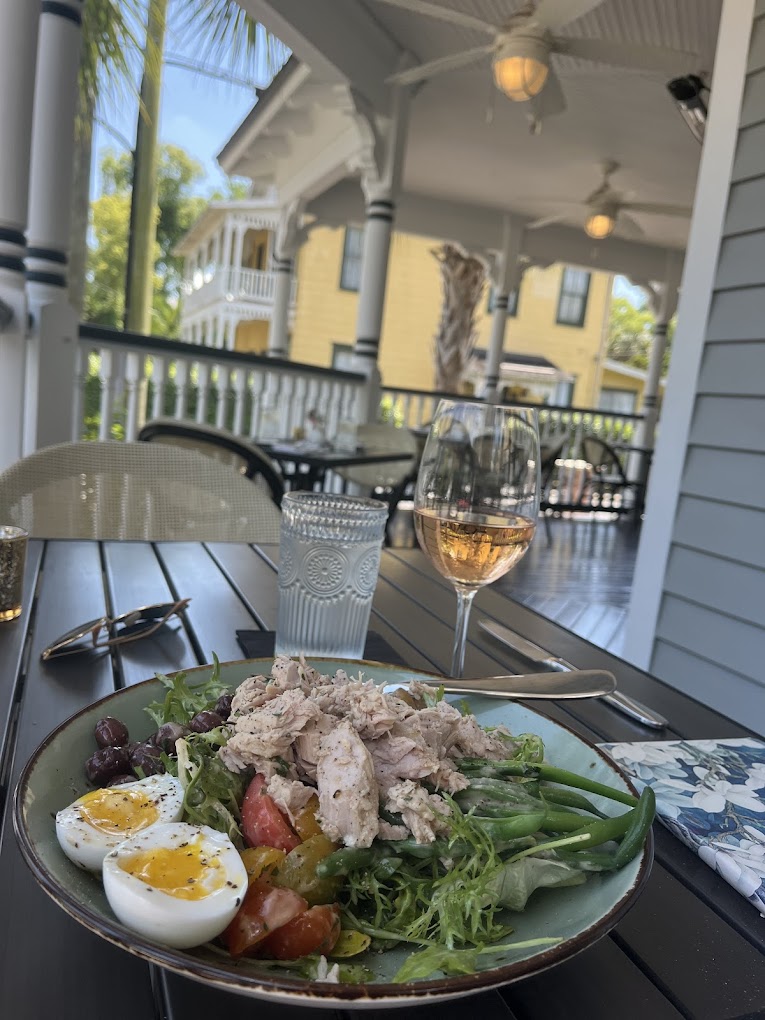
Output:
[479, 619, 668, 730]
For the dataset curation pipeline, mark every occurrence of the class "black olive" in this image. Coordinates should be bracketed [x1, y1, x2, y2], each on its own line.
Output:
[152, 722, 188, 754]
[85, 746, 130, 785]
[129, 742, 165, 776]
[189, 710, 224, 733]
[94, 717, 129, 749]
[214, 694, 233, 720]
[105, 773, 136, 787]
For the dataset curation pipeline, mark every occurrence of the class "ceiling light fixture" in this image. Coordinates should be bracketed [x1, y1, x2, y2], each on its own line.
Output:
[667, 74, 708, 144]
[492, 36, 550, 101]
[584, 207, 616, 240]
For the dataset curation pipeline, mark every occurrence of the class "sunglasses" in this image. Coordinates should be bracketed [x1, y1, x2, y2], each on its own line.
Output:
[40, 599, 191, 661]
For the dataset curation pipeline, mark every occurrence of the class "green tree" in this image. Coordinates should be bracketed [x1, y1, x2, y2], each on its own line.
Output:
[72, 0, 284, 319]
[85, 145, 206, 337]
[607, 296, 677, 375]
[607, 297, 654, 369]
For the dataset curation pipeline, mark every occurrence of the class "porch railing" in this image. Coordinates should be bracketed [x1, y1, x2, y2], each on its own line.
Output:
[181, 266, 298, 313]
[76, 324, 364, 444]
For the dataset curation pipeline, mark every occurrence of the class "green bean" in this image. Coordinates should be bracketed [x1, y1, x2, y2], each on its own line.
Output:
[458, 759, 637, 807]
[614, 786, 655, 867]
[316, 847, 379, 877]
[471, 811, 546, 842]
[539, 810, 598, 833]
[539, 785, 607, 818]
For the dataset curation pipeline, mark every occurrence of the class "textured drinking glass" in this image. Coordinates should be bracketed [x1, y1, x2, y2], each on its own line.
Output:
[0, 526, 28, 623]
[275, 493, 388, 658]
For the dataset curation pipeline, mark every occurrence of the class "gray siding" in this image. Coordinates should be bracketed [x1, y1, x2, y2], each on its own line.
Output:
[649, 13, 765, 734]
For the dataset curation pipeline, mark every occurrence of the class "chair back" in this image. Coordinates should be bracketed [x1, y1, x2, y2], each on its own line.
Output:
[0, 441, 282, 542]
[580, 435, 628, 483]
[137, 418, 284, 506]
[336, 423, 418, 490]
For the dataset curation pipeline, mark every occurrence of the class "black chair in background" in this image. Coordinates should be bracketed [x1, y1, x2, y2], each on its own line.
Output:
[137, 418, 285, 508]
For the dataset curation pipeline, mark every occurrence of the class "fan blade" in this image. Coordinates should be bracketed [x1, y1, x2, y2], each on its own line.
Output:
[623, 201, 692, 217]
[528, 212, 571, 230]
[387, 45, 494, 85]
[616, 214, 645, 239]
[374, 0, 499, 35]
[528, 65, 566, 121]
[557, 36, 698, 74]
[535, 0, 605, 32]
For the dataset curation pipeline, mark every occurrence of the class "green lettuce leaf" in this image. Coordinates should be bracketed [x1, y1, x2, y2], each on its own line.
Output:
[488, 856, 586, 912]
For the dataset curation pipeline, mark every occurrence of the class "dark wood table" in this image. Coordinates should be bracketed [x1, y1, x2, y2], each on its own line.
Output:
[260, 443, 414, 490]
[1, 540, 764, 1020]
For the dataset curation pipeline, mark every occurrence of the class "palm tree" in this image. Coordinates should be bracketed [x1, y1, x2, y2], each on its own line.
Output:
[71, 0, 283, 325]
[431, 243, 487, 393]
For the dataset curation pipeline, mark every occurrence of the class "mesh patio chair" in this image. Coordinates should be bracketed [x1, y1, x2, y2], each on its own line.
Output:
[137, 418, 284, 508]
[580, 434, 642, 518]
[335, 424, 419, 544]
[0, 441, 282, 542]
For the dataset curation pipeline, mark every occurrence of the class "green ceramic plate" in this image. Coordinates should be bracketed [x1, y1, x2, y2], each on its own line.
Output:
[13, 658, 652, 1009]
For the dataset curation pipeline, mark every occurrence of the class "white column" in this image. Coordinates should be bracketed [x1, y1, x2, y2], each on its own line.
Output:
[632, 251, 683, 456]
[232, 223, 245, 270]
[221, 219, 233, 270]
[267, 200, 304, 359]
[352, 86, 411, 422]
[482, 215, 524, 403]
[24, 0, 83, 452]
[0, 0, 40, 470]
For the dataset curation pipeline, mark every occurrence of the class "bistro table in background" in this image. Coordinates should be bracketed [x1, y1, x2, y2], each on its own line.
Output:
[259, 441, 414, 491]
[1, 540, 764, 1020]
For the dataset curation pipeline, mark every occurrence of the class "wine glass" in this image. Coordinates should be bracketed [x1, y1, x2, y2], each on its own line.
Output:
[413, 400, 540, 678]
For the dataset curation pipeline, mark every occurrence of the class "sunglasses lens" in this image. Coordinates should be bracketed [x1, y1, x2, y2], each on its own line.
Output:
[41, 618, 106, 660]
[110, 602, 183, 640]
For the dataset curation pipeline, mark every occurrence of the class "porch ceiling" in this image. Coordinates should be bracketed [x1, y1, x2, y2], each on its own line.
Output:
[235, 0, 722, 253]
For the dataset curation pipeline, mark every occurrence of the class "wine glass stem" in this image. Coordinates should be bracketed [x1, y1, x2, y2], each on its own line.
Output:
[451, 586, 477, 678]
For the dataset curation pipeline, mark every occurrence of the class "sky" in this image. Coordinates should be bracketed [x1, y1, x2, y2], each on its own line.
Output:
[92, 7, 283, 200]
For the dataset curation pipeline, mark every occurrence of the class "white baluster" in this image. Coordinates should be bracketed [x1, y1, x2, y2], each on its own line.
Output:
[196, 361, 210, 424]
[150, 356, 166, 420]
[123, 351, 142, 440]
[98, 348, 116, 441]
[277, 375, 293, 437]
[231, 368, 246, 435]
[248, 370, 265, 440]
[325, 381, 342, 439]
[290, 375, 307, 437]
[216, 365, 231, 429]
[174, 360, 189, 420]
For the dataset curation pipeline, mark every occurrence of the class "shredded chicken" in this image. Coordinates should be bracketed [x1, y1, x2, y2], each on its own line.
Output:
[218, 657, 523, 845]
[315, 719, 379, 848]
[384, 781, 450, 844]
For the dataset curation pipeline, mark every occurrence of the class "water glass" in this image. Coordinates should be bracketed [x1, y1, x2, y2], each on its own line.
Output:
[0, 526, 28, 623]
[275, 492, 388, 659]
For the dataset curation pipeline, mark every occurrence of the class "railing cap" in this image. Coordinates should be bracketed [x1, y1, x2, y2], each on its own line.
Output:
[79, 323, 365, 383]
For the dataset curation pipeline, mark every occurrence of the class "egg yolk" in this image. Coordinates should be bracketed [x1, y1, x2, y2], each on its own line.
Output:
[77, 787, 160, 836]
[119, 838, 226, 900]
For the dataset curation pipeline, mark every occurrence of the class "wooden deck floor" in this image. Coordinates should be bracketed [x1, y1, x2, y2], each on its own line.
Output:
[388, 510, 639, 658]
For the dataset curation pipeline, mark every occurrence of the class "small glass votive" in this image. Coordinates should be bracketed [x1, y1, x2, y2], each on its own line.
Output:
[275, 493, 388, 659]
[0, 526, 28, 623]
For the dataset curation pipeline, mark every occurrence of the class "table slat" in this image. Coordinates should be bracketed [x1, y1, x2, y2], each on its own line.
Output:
[102, 541, 199, 685]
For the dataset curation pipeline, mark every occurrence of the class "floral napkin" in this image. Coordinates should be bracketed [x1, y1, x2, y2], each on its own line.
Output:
[600, 738, 765, 915]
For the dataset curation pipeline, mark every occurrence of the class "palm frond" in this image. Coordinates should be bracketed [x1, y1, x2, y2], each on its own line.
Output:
[79, 0, 145, 106]
[171, 0, 289, 85]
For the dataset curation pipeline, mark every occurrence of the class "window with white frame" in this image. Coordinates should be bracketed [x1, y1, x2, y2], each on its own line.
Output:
[599, 388, 638, 414]
[339, 226, 364, 291]
[556, 267, 591, 327]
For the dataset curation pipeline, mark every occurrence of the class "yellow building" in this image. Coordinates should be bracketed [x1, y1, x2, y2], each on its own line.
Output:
[178, 203, 656, 412]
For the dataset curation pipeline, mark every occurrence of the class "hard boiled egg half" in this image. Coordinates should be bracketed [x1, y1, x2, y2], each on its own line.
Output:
[56, 774, 184, 871]
[102, 822, 247, 948]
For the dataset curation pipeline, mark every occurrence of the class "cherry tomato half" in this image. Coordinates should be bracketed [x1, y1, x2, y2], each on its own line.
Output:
[259, 904, 341, 961]
[221, 879, 307, 958]
[242, 774, 301, 852]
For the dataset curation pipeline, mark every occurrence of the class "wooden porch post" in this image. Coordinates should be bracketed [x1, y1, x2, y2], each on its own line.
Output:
[0, 0, 39, 470]
[24, 0, 82, 452]
[483, 214, 524, 403]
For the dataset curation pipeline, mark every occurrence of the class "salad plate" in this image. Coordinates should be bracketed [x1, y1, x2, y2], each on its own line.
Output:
[13, 657, 653, 1008]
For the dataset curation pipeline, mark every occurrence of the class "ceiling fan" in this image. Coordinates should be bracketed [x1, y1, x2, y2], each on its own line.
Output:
[527, 161, 693, 239]
[375, 0, 698, 126]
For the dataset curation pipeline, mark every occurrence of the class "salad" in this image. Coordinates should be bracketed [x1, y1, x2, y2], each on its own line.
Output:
[55, 655, 654, 983]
